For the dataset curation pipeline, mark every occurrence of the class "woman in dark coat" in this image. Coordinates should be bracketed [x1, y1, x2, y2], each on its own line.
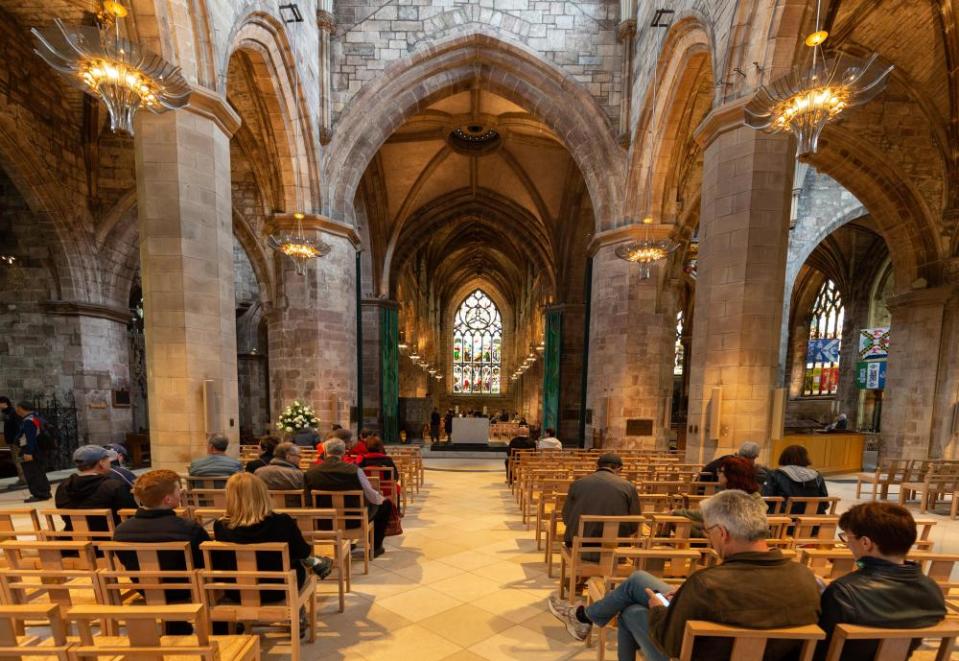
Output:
[762, 444, 829, 513]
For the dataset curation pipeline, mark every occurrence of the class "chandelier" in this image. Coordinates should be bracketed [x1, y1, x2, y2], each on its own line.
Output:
[744, 1, 892, 157]
[268, 213, 331, 275]
[616, 219, 679, 280]
[32, 1, 191, 135]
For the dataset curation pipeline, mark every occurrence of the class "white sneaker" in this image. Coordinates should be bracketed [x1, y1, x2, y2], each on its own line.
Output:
[547, 594, 591, 641]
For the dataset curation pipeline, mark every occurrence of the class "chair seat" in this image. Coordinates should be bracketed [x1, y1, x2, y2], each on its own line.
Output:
[71, 634, 259, 661]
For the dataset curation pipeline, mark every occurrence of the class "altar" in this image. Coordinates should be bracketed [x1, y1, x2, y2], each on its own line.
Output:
[451, 417, 490, 445]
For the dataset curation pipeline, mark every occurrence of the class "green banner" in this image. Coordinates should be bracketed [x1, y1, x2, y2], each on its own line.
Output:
[542, 308, 562, 431]
[380, 306, 399, 442]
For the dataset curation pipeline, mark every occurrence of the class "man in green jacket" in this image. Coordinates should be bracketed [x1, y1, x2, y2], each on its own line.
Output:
[549, 489, 821, 661]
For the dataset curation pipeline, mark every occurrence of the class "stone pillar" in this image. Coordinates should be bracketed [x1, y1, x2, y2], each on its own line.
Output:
[586, 236, 676, 450]
[686, 104, 794, 465]
[555, 303, 585, 443]
[134, 93, 241, 468]
[266, 213, 359, 434]
[882, 287, 953, 459]
[360, 299, 384, 433]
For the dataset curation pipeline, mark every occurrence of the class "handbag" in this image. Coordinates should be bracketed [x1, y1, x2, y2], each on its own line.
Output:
[384, 500, 403, 536]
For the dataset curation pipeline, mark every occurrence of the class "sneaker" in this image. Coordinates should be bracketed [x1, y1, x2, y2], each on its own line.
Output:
[373, 546, 386, 558]
[309, 556, 333, 580]
[547, 595, 591, 641]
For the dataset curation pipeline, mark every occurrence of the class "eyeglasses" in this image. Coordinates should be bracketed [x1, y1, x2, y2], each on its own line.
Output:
[838, 532, 851, 543]
[703, 524, 721, 535]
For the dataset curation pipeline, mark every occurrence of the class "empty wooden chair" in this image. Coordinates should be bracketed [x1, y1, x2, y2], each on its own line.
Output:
[199, 541, 316, 661]
[644, 515, 708, 550]
[677, 621, 825, 661]
[184, 475, 231, 490]
[67, 603, 260, 660]
[558, 514, 646, 600]
[763, 497, 786, 515]
[268, 489, 306, 508]
[310, 490, 373, 574]
[183, 489, 227, 509]
[535, 479, 569, 551]
[39, 509, 116, 544]
[783, 497, 840, 516]
[0, 508, 41, 543]
[278, 508, 352, 612]
[823, 620, 959, 661]
[0, 604, 70, 660]
[1, 539, 98, 572]
[854, 459, 907, 501]
[799, 547, 857, 580]
[791, 516, 840, 547]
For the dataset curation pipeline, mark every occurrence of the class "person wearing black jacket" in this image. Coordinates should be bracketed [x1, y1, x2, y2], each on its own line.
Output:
[0, 396, 25, 486]
[244, 436, 279, 474]
[506, 433, 536, 485]
[55, 445, 136, 529]
[816, 502, 945, 660]
[762, 444, 829, 513]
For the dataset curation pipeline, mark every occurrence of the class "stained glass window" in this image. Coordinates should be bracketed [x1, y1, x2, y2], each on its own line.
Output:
[803, 279, 844, 396]
[452, 289, 502, 394]
[674, 310, 685, 376]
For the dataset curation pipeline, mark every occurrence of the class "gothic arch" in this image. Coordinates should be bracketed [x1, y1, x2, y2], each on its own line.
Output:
[322, 31, 626, 230]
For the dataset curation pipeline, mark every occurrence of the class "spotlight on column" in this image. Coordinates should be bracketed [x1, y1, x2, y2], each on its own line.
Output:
[279, 3, 304, 22]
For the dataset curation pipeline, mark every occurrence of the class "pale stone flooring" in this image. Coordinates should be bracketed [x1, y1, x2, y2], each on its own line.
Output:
[3, 461, 959, 659]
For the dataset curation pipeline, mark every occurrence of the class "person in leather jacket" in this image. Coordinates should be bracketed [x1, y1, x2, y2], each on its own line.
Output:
[816, 502, 945, 660]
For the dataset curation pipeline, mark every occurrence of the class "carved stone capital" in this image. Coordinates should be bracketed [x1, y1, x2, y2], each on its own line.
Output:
[184, 86, 242, 137]
[616, 19, 636, 42]
[317, 10, 336, 33]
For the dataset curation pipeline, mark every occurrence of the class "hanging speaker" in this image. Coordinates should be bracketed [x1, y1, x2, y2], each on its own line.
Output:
[203, 379, 221, 435]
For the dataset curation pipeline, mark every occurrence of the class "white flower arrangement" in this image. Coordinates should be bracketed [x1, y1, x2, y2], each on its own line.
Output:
[276, 401, 319, 432]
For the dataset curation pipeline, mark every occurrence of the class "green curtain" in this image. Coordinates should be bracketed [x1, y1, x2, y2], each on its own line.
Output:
[380, 306, 399, 442]
[542, 308, 562, 431]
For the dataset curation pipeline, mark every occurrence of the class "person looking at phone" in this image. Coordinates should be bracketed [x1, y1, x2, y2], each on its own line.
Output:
[814, 502, 944, 660]
[548, 489, 820, 661]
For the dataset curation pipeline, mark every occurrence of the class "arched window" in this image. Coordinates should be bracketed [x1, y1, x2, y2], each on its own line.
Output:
[803, 279, 844, 396]
[452, 289, 502, 394]
[673, 310, 685, 376]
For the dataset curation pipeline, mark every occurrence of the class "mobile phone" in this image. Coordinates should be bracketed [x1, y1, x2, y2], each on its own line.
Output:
[653, 591, 670, 607]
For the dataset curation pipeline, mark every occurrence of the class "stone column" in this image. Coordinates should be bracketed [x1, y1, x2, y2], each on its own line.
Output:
[882, 287, 952, 459]
[686, 103, 794, 465]
[134, 92, 241, 468]
[585, 233, 677, 450]
[554, 303, 585, 443]
[266, 213, 359, 433]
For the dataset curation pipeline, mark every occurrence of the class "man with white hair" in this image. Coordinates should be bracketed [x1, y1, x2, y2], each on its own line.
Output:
[701, 441, 768, 485]
[549, 490, 820, 660]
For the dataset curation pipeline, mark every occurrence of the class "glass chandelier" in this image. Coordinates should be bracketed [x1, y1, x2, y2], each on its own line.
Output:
[268, 213, 331, 275]
[744, 0, 892, 157]
[32, 1, 191, 135]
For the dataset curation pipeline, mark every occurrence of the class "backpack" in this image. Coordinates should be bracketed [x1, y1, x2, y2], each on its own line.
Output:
[34, 417, 59, 455]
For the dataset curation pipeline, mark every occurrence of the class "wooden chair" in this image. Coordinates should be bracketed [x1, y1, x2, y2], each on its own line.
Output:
[783, 497, 840, 516]
[67, 603, 260, 660]
[1, 539, 98, 572]
[96, 541, 201, 608]
[310, 490, 373, 574]
[268, 490, 306, 508]
[644, 515, 708, 550]
[791, 516, 840, 547]
[183, 489, 227, 509]
[535, 480, 569, 551]
[558, 514, 646, 600]
[637, 494, 674, 514]
[823, 620, 959, 661]
[38, 509, 116, 544]
[914, 518, 937, 550]
[0, 604, 70, 660]
[362, 465, 402, 514]
[0, 508, 41, 543]
[899, 469, 959, 513]
[764, 497, 786, 515]
[545, 494, 568, 578]
[199, 541, 316, 661]
[677, 621, 825, 661]
[278, 508, 352, 612]
[854, 459, 907, 501]
[799, 547, 857, 580]
[118, 508, 192, 522]
[184, 476, 231, 490]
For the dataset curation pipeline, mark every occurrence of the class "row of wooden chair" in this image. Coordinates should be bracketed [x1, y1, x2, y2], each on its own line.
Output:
[855, 458, 959, 517]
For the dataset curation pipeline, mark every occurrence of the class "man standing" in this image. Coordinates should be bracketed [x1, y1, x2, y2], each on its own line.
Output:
[14, 401, 51, 502]
[551, 490, 821, 661]
[561, 453, 641, 548]
[429, 408, 441, 444]
[187, 434, 242, 476]
[816, 502, 945, 660]
[443, 409, 453, 444]
[0, 396, 26, 486]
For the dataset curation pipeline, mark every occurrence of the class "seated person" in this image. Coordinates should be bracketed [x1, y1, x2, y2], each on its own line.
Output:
[824, 413, 849, 432]
[763, 444, 829, 513]
[537, 427, 562, 450]
[816, 502, 945, 660]
[671, 456, 760, 536]
[562, 453, 641, 549]
[292, 426, 320, 448]
[254, 442, 304, 490]
[505, 430, 536, 485]
[550, 490, 821, 661]
[55, 445, 137, 529]
[359, 436, 399, 480]
[344, 429, 368, 460]
[104, 443, 137, 487]
[304, 438, 393, 557]
[700, 441, 769, 486]
[187, 434, 242, 477]
[212, 473, 331, 634]
[244, 437, 279, 474]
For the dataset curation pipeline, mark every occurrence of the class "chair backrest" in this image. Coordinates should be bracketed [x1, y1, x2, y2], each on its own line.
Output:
[799, 548, 857, 579]
[0, 540, 98, 570]
[645, 515, 707, 549]
[277, 508, 343, 548]
[268, 490, 306, 508]
[784, 497, 840, 516]
[199, 540, 295, 608]
[0, 604, 69, 659]
[68, 604, 218, 660]
[763, 497, 786, 515]
[39, 508, 115, 541]
[637, 493, 674, 513]
[184, 475, 230, 490]
[0, 508, 41, 542]
[97, 541, 199, 605]
[572, 515, 647, 571]
[614, 548, 702, 583]
[310, 490, 367, 529]
[823, 620, 959, 661]
[791, 516, 840, 546]
[678, 621, 825, 661]
[183, 488, 227, 509]
[0, 563, 102, 612]
[118, 507, 192, 522]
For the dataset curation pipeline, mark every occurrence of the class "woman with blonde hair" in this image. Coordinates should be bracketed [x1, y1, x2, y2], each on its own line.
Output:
[212, 473, 331, 633]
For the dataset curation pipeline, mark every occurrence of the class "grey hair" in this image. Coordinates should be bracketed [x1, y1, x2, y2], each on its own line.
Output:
[700, 490, 768, 542]
[324, 438, 346, 456]
[738, 442, 760, 459]
[208, 434, 229, 452]
[273, 442, 299, 462]
[332, 428, 353, 443]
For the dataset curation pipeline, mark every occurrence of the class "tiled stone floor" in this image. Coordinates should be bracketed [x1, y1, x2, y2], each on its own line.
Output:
[2, 460, 959, 659]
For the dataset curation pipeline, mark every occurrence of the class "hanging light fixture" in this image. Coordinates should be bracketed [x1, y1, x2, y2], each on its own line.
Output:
[268, 212, 331, 275]
[31, 1, 191, 135]
[744, 0, 892, 157]
[616, 23, 678, 279]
